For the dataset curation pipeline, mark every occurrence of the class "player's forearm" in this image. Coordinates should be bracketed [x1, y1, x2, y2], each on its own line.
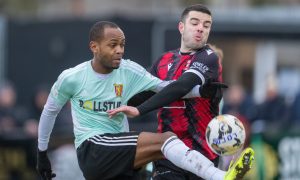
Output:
[129, 79, 200, 107]
[38, 97, 63, 151]
[137, 72, 201, 115]
[153, 80, 173, 92]
[127, 91, 155, 107]
[155, 80, 201, 98]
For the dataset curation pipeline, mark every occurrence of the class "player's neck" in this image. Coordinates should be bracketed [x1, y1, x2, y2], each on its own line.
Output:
[180, 48, 194, 54]
[179, 51, 193, 55]
[180, 44, 206, 54]
[91, 59, 113, 74]
[180, 45, 196, 54]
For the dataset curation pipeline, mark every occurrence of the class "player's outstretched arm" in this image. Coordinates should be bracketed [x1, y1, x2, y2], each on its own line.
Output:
[107, 105, 139, 118]
[134, 72, 201, 115]
[37, 97, 64, 180]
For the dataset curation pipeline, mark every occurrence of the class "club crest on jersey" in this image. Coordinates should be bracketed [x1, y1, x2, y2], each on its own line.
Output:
[114, 83, 123, 97]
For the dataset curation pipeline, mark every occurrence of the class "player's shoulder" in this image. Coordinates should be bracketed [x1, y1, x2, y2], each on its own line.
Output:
[57, 61, 89, 84]
[61, 61, 88, 76]
[120, 58, 138, 67]
[120, 59, 145, 74]
[195, 45, 218, 61]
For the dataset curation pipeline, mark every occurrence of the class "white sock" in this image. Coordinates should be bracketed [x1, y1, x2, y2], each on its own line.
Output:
[161, 136, 226, 180]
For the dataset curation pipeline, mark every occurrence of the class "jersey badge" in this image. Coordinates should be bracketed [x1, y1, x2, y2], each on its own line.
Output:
[114, 83, 123, 97]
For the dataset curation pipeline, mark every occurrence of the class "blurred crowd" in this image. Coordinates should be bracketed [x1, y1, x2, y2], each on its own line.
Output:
[222, 80, 300, 134]
[0, 80, 73, 140]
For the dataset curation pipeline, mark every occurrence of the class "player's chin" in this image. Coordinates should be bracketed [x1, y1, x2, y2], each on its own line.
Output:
[112, 60, 121, 68]
[189, 42, 202, 50]
[112, 64, 120, 69]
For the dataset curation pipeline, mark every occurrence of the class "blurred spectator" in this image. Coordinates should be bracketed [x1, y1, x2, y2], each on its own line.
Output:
[257, 75, 288, 126]
[222, 84, 258, 123]
[23, 118, 39, 138]
[222, 85, 255, 155]
[0, 81, 29, 137]
[24, 84, 51, 138]
[28, 84, 50, 121]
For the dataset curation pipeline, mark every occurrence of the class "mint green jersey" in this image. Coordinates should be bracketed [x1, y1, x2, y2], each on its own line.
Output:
[50, 59, 162, 148]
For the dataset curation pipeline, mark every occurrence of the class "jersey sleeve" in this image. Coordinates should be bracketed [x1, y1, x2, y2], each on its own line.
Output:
[125, 60, 163, 97]
[184, 51, 219, 85]
[49, 69, 76, 106]
[38, 96, 63, 151]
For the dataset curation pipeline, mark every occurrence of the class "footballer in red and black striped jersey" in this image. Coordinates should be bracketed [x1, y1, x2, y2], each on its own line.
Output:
[150, 45, 223, 161]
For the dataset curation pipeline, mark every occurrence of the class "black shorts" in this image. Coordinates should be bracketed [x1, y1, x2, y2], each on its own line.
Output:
[76, 132, 141, 180]
[152, 156, 219, 180]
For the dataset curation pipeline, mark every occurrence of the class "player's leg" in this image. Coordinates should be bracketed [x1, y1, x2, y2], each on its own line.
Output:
[133, 131, 173, 168]
[134, 132, 226, 180]
[152, 149, 220, 180]
[152, 159, 187, 180]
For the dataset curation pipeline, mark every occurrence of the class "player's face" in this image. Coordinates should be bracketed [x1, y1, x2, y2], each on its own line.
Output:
[90, 27, 125, 73]
[179, 11, 212, 52]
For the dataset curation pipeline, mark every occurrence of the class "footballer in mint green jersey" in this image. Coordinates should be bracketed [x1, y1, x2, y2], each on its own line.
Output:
[50, 59, 162, 148]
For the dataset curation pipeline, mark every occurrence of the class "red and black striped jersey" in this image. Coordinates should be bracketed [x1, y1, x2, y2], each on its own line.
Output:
[150, 45, 223, 160]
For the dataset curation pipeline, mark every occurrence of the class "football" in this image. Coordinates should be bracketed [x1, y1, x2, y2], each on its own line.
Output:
[205, 114, 246, 156]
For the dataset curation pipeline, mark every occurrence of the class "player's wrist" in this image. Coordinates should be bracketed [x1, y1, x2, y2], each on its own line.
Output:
[134, 107, 140, 116]
[37, 149, 48, 157]
[38, 149, 47, 153]
[136, 106, 145, 116]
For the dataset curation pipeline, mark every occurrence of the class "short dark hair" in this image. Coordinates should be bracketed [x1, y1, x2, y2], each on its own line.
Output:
[89, 21, 119, 42]
[181, 4, 211, 22]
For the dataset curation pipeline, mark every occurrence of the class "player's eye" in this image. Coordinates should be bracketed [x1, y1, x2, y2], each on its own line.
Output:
[109, 44, 116, 48]
[191, 21, 198, 26]
[204, 23, 211, 29]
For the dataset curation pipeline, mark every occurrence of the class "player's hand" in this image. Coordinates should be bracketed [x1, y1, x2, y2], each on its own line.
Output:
[200, 81, 228, 98]
[107, 106, 140, 118]
[37, 150, 56, 180]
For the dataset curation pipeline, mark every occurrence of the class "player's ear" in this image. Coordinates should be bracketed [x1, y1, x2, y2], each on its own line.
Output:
[178, 21, 184, 34]
[90, 41, 98, 53]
